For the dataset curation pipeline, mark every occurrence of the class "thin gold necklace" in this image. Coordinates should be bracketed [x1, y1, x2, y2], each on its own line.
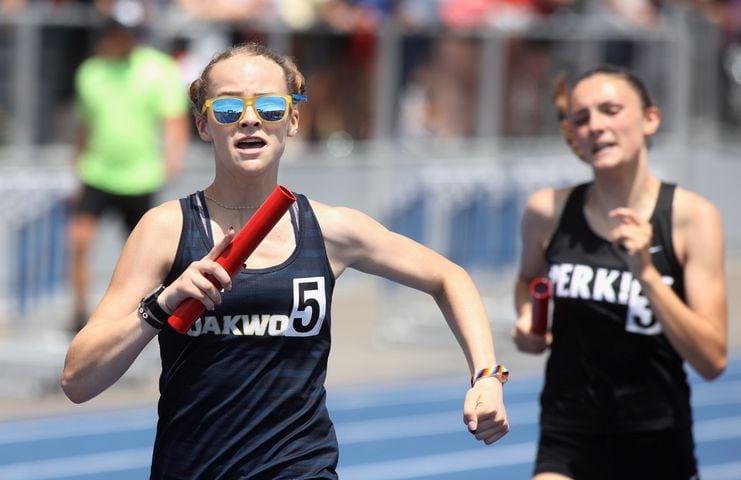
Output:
[204, 192, 261, 210]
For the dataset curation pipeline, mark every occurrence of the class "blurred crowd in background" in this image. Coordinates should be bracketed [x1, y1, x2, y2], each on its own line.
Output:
[1, 0, 741, 151]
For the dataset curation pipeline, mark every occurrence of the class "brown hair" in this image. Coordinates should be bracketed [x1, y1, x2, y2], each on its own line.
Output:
[552, 71, 582, 159]
[188, 42, 306, 116]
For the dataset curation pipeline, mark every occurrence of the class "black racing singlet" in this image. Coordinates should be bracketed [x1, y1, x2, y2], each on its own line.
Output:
[541, 182, 691, 433]
[150, 191, 338, 479]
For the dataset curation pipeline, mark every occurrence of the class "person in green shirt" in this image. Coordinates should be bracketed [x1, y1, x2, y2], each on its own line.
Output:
[68, 19, 191, 331]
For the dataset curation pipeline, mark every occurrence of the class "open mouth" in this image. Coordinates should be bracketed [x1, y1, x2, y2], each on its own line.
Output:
[236, 138, 266, 150]
[592, 142, 614, 154]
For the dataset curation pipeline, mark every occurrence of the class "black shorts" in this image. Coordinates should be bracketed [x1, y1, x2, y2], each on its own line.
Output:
[534, 428, 699, 480]
[74, 184, 155, 233]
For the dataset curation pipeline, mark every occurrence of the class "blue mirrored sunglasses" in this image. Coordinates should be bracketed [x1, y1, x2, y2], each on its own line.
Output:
[202, 94, 307, 125]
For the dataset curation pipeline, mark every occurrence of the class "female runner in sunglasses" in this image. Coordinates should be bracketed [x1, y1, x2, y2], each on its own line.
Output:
[511, 66, 728, 479]
[61, 42, 509, 479]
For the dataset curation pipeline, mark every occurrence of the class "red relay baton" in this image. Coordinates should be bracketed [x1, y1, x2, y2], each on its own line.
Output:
[167, 185, 297, 334]
[529, 276, 552, 336]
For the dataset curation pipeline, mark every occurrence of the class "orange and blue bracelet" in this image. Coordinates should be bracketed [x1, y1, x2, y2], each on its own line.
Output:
[471, 365, 510, 387]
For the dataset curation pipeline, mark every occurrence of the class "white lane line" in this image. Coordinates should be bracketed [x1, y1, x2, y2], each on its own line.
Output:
[0, 415, 738, 480]
[337, 411, 458, 445]
[692, 380, 741, 407]
[327, 375, 741, 412]
[1, 403, 736, 450]
[337, 442, 536, 480]
[336, 412, 741, 480]
[328, 377, 544, 411]
[0, 412, 156, 445]
[336, 409, 741, 446]
[0, 448, 151, 480]
[700, 461, 741, 480]
[336, 402, 539, 444]
[1, 432, 738, 480]
[694, 416, 741, 442]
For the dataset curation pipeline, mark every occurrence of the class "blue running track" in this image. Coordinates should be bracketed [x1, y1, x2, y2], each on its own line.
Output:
[0, 355, 739, 480]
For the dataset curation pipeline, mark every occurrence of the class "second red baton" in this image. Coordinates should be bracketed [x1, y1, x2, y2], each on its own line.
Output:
[529, 276, 552, 336]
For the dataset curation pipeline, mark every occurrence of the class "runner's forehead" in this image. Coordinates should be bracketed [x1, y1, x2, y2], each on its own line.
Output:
[208, 54, 288, 97]
[570, 74, 640, 110]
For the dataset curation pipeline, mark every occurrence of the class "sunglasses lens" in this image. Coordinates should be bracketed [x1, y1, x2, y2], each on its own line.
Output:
[211, 98, 245, 124]
[255, 96, 288, 122]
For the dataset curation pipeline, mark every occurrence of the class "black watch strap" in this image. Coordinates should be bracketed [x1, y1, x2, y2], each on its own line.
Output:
[138, 285, 168, 330]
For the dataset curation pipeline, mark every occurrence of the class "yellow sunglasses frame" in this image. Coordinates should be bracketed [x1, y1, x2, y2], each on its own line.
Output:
[201, 94, 307, 125]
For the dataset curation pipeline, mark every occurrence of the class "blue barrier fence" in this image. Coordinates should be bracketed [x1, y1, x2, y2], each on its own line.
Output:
[12, 199, 70, 319]
[383, 163, 582, 274]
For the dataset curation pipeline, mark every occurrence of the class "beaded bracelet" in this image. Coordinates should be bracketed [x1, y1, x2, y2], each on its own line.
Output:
[471, 365, 510, 387]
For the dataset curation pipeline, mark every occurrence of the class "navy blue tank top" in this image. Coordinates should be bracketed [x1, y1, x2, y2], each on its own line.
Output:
[542, 182, 691, 433]
[150, 191, 338, 479]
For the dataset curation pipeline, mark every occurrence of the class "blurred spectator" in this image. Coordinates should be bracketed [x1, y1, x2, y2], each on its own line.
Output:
[170, 36, 202, 87]
[428, 35, 481, 138]
[439, 0, 572, 31]
[398, 1, 571, 140]
[68, 19, 190, 331]
[92, 0, 156, 26]
[177, 0, 266, 22]
[318, 0, 393, 32]
[0, 0, 25, 17]
[691, 0, 741, 38]
[501, 38, 555, 135]
[555, 0, 663, 67]
[398, 33, 481, 139]
[290, 0, 398, 146]
[601, 0, 663, 68]
[604, 0, 662, 28]
[395, 0, 444, 29]
[685, 0, 741, 125]
[273, 0, 323, 30]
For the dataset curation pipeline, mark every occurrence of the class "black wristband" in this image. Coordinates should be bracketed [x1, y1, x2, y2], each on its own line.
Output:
[138, 285, 168, 330]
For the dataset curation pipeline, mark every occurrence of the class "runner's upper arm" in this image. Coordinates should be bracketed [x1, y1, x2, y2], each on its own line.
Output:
[517, 187, 568, 281]
[90, 200, 183, 323]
